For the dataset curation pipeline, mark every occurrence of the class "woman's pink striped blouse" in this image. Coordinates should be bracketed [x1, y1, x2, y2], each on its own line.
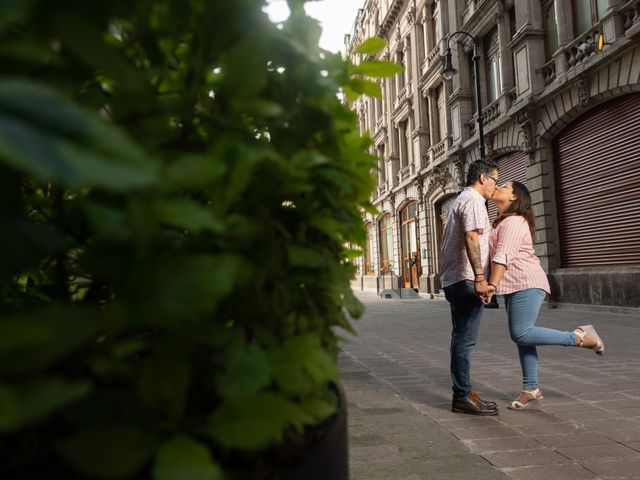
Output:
[489, 215, 550, 295]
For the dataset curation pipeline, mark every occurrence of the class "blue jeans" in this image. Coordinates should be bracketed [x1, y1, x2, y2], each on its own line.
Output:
[504, 288, 577, 390]
[443, 280, 484, 399]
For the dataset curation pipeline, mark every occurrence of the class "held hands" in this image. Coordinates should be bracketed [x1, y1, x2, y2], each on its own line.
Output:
[474, 274, 496, 304]
[474, 275, 489, 300]
[481, 283, 496, 303]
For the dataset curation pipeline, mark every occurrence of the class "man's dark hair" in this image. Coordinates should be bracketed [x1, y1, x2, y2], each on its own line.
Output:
[466, 159, 498, 186]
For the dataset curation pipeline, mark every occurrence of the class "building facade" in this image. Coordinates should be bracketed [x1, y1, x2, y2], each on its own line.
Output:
[348, 0, 640, 309]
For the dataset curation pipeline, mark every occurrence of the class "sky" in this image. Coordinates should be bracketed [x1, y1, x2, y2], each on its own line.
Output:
[263, 0, 366, 53]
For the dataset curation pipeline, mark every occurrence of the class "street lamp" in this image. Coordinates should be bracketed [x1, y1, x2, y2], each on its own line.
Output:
[442, 31, 485, 160]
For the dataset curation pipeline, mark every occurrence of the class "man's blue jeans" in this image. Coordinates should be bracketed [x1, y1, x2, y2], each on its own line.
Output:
[504, 288, 577, 390]
[443, 280, 484, 399]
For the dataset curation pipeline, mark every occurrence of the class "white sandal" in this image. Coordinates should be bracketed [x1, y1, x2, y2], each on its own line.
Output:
[575, 324, 605, 356]
[507, 388, 544, 410]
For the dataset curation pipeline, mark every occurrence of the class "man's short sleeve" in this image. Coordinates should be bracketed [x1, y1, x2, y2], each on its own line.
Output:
[460, 198, 487, 234]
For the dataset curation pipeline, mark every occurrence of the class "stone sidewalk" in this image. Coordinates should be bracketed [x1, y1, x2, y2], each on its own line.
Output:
[340, 291, 640, 480]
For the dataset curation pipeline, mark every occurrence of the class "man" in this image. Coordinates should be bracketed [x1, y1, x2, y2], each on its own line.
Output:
[440, 160, 499, 415]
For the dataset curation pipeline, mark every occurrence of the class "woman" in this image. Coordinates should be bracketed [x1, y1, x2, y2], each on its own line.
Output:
[484, 181, 605, 410]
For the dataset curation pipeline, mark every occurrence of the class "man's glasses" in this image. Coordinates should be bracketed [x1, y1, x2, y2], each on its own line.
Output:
[485, 174, 498, 184]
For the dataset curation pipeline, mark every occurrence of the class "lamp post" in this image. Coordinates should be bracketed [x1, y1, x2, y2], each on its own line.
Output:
[442, 31, 485, 160]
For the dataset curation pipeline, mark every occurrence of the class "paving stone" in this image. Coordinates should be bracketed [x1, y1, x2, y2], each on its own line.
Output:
[512, 421, 583, 436]
[556, 443, 640, 461]
[464, 436, 545, 454]
[342, 292, 640, 479]
[350, 444, 403, 463]
[504, 463, 599, 480]
[605, 429, 640, 442]
[483, 448, 570, 468]
[582, 456, 640, 479]
[449, 425, 522, 441]
[532, 432, 614, 448]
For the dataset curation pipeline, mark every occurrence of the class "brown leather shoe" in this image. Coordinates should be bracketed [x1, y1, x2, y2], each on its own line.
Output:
[470, 389, 497, 408]
[452, 396, 498, 415]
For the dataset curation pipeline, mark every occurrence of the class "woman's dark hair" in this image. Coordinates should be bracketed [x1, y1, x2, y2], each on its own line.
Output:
[492, 180, 536, 241]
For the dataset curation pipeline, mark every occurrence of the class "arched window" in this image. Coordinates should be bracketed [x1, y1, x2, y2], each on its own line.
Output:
[400, 202, 420, 287]
[378, 215, 394, 273]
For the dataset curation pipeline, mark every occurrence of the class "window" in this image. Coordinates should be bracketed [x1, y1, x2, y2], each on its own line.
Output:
[400, 119, 410, 167]
[377, 143, 386, 184]
[484, 27, 501, 103]
[509, 6, 517, 39]
[379, 215, 394, 273]
[432, 1, 442, 47]
[396, 50, 405, 89]
[574, 0, 607, 34]
[365, 223, 375, 274]
[544, 1, 559, 59]
[436, 83, 446, 142]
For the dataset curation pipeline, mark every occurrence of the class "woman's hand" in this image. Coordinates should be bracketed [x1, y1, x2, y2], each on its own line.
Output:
[485, 283, 497, 304]
[478, 283, 496, 304]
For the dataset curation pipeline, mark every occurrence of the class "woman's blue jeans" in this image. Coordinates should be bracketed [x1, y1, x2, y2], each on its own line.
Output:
[504, 288, 577, 390]
[443, 280, 484, 399]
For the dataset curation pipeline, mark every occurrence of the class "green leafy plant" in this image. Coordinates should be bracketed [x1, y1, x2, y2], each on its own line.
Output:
[0, 0, 400, 478]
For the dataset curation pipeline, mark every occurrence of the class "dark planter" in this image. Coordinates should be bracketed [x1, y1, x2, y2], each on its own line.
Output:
[285, 383, 349, 480]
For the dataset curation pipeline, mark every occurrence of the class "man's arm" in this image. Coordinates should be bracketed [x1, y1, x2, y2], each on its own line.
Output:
[464, 230, 488, 297]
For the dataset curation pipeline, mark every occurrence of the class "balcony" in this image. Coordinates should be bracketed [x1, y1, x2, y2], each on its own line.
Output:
[564, 30, 599, 69]
[621, 0, 640, 33]
[482, 98, 501, 126]
[427, 46, 440, 67]
[429, 139, 446, 163]
[540, 58, 556, 86]
[393, 84, 408, 111]
[377, 181, 389, 198]
[397, 163, 414, 183]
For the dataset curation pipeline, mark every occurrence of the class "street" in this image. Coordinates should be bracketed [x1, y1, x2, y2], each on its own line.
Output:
[340, 291, 640, 480]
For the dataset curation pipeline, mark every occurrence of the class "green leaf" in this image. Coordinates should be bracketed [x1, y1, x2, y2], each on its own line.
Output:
[309, 216, 347, 238]
[296, 389, 338, 426]
[0, 378, 91, 432]
[351, 60, 404, 78]
[164, 155, 225, 190]
[152, 198, 224, 234]
[0, 0, 34, 32]
[217, 344, 271, 399]
[343, 288, 365, 319]
[0, 306, 101, 375]
[287, 245, 326, 268]
[342, 85, 359, 104]
[269, 334, 337, 396]
[0, 218, 64, 279]
[153, 435, 223, 480]
[57, 425, 156, 480]
[83, 202, 131, 242]
[138, 349, 190, 422]
[208, 392, 299, 449]
[118, 255, 242, 327]
[354, 37, 387, 55]
[0, 79, 159, 191]
[348, 79, 382, 98]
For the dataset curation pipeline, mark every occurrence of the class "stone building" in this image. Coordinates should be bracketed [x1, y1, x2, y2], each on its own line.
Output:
[347, 0, 640, 309]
